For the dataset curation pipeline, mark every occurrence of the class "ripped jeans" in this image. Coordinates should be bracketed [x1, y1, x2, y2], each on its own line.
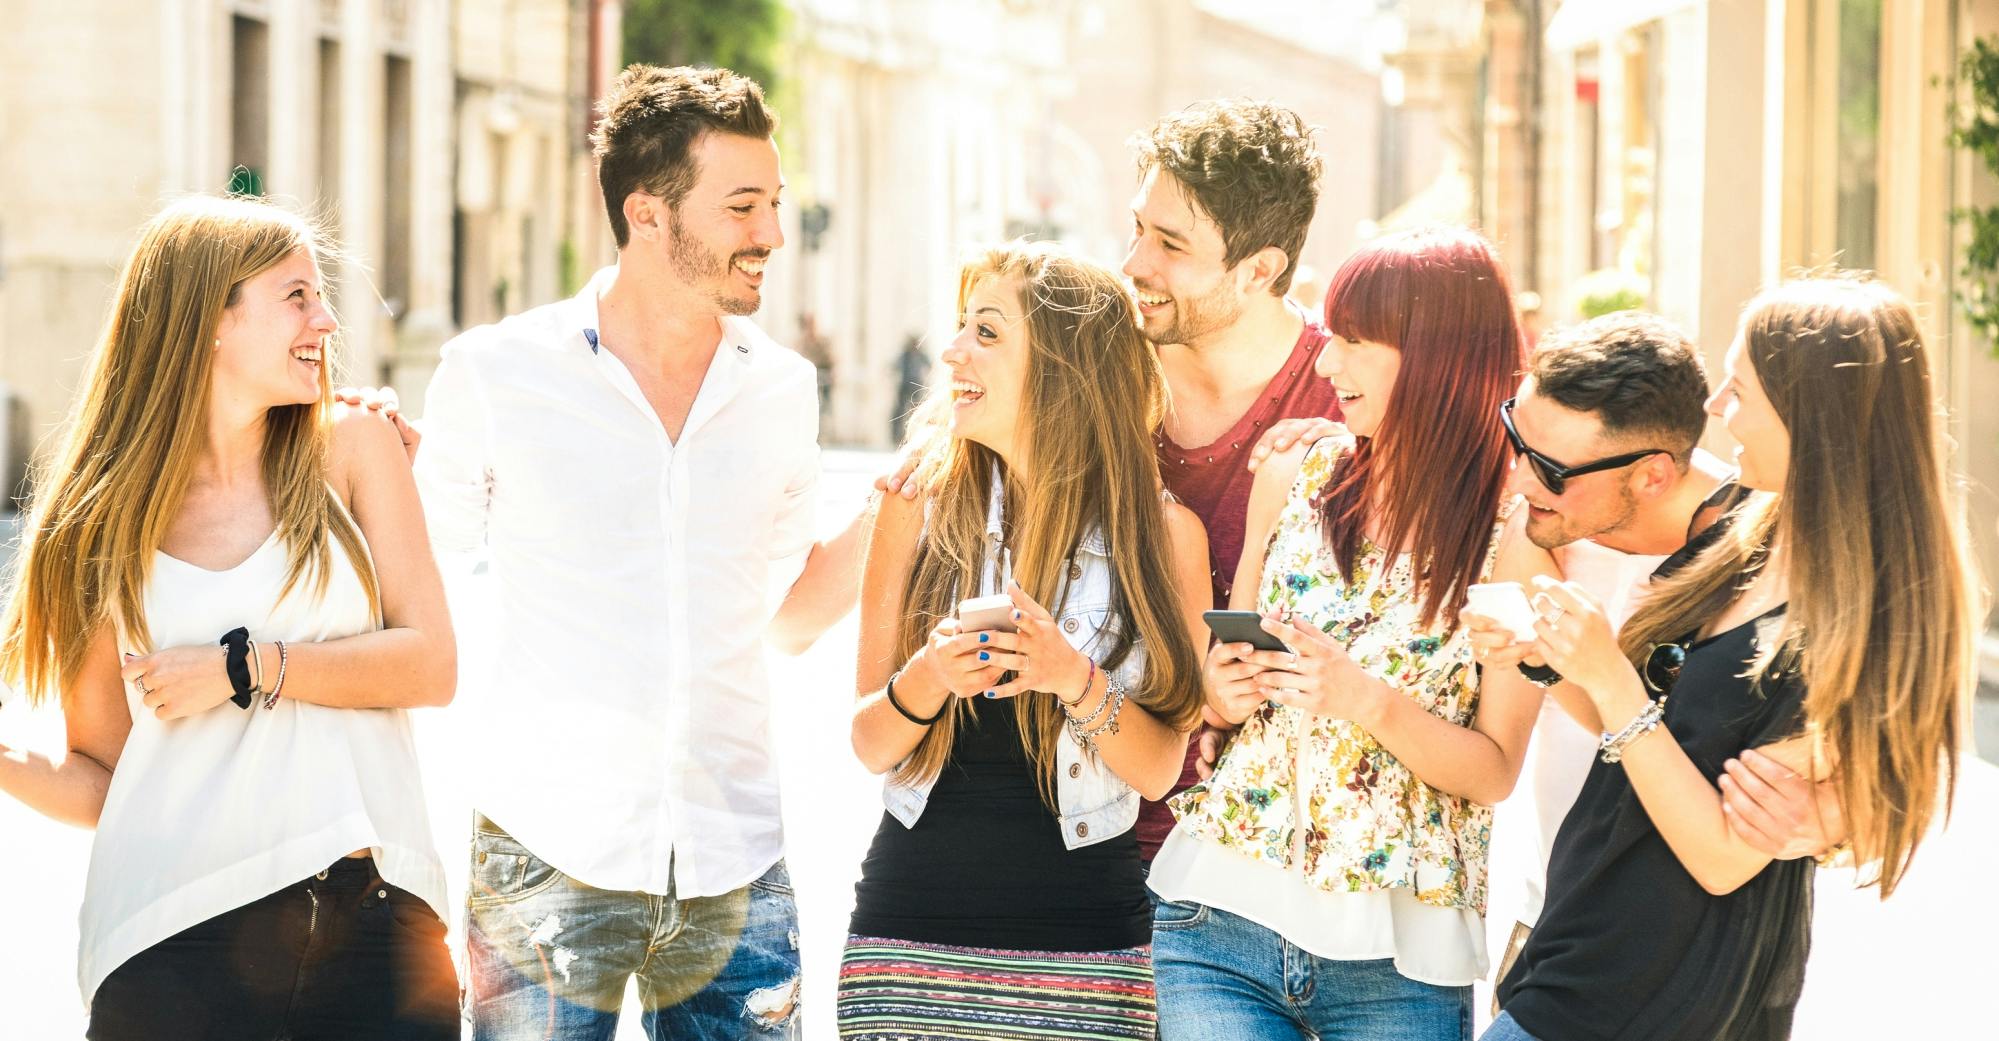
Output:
[466, 817, 801, 1040]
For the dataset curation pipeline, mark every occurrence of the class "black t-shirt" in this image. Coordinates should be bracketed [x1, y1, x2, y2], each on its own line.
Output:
[847, 696, 1152, 951]
[1497, 606, 1813, 1041]
[1652, 478, 1748, 580]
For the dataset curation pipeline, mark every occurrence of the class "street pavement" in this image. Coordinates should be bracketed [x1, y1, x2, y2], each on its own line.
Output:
[2, 449, 1995, 1038]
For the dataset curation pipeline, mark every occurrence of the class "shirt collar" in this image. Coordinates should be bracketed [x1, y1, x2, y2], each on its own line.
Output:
[569, 265, 762, 366]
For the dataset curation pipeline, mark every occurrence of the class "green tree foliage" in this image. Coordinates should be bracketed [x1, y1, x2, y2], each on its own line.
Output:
[1949, 36, 1999, 353]
[1573, 268, 1648, 320]
[622, 0, 785, 90]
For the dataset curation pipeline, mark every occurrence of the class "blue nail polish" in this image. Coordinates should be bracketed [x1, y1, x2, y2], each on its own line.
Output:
[978, 651, 990, 661]
[979, 633, 989, 644]
[983, 690, 996, 698]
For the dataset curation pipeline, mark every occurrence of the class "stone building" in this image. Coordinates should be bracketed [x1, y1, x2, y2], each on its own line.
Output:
[0, 0, 619, 483]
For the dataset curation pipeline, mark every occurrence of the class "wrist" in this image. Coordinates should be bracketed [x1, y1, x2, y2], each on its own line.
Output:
[1590, 669, 1651, 730]
[1346, 670, 1393, 730]
[904, 662, 952, 711]
[1057, 657, 1095, 709]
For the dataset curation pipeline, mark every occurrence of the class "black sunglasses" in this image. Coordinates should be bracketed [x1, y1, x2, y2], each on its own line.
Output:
[1500, 398, 1672, 495]
[1641, 640, 1688, 695]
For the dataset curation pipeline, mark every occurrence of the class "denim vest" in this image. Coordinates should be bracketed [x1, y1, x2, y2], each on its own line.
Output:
[882, 469, 1145, 850]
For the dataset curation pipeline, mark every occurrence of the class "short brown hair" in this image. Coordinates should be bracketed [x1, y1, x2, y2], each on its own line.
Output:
[591, 64, 778, 248]
[1529, 311, 1708, 461]
[1129, 100, 1322, 294]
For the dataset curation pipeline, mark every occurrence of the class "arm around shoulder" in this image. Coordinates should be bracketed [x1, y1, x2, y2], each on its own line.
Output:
[1227, 442, 1307, 610]
[0, 625, 129, 828]
[850, 490, 945, 774]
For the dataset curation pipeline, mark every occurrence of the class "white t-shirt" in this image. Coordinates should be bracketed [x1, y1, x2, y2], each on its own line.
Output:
[1485, 539, 1666, 951]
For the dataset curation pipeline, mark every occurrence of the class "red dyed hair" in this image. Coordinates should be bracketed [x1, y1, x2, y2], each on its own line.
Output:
[1316, 225, 1524, 630]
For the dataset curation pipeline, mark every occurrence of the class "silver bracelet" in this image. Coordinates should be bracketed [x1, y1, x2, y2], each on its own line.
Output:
[1598, 697, 1667, 763]
[1069, 677, 1127, 748]
[1065, 671, 1113, 728]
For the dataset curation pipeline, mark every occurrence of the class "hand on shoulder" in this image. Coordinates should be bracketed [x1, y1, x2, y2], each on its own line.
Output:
[329, 402, 418, 509]
[1246, 418, 1350, 473]
[331, 386, 421, 465]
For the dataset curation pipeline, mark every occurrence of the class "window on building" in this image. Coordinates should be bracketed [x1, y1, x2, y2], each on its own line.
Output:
[230, 15, 270, 195]
[318, 37, 341, 213]
[382, 54, 414, 325]
[1802, 0, 1883, 270]
[1832, 0, 1882, 271]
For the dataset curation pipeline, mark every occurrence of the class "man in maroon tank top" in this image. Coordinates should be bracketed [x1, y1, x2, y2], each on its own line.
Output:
[1120, 100, 1342, 861]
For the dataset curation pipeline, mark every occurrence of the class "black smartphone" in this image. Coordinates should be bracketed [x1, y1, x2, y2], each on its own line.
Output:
[1203, 610, 1293, 653]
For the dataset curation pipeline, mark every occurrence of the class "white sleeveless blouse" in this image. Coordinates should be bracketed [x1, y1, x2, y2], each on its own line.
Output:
[78, 517, 448, 1005]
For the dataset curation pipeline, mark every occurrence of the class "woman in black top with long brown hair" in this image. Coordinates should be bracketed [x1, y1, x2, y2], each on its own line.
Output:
[1483, 276, 1978, 1041]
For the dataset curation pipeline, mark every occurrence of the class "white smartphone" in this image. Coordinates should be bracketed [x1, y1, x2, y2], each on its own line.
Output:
[957, 593, 1018, 634]
[1465, 582, 1539, 643]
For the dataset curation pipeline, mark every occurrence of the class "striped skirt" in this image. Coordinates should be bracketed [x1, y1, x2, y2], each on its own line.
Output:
[837, 935, 1156, 1040]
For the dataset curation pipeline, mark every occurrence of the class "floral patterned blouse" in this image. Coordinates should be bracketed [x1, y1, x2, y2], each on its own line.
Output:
[1171, 434, 1511, 914]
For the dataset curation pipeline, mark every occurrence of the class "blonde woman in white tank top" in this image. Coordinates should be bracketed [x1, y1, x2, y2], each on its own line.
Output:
[0, 196, 459, 1040]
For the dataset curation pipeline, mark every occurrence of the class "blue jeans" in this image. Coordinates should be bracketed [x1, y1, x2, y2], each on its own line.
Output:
[1479, 1011, 1541, 1041]
[466, 818, 801, 1040]
[1151, 899, 1471, 1041]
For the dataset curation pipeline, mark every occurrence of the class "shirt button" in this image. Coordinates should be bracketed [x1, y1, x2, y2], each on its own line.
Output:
[1068, 562, 1083, 581]
[1075, 822, 1089, 838]
[1068, 763, 1082, 779]
[1063, 617, 1080, 634]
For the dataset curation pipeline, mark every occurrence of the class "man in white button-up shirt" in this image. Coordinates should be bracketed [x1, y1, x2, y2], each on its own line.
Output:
[416, 65, 857, 1041]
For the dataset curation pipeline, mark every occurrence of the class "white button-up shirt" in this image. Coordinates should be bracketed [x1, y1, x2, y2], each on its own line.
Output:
[415, 270, 819, 898]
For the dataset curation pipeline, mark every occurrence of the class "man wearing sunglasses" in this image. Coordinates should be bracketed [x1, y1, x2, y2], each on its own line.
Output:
[1469, 310, 1845, 1003]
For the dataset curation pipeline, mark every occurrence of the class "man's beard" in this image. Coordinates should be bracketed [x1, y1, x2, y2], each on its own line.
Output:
[1525, 483, 1641, 550]
[669, 212, 765, 316]
[1142, 279, 1243, 347]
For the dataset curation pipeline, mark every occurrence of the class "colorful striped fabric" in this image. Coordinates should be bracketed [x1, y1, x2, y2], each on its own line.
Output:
[837, 935, 1157, 1040]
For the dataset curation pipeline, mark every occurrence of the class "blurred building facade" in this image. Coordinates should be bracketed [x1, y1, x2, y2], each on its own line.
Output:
[763, 0, 1403, 446]
[0, 0, 620, 475]
[1470, 0, 1999, 611]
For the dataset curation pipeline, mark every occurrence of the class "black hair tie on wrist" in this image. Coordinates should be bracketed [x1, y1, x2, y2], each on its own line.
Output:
[220, 627, 256, 709]
[886, 671, 947, 726]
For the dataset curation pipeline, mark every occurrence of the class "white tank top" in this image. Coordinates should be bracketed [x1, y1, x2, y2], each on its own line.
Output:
[77, 509, 448, 1005]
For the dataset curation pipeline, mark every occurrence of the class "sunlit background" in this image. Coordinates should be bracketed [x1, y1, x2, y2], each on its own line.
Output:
[3, 1, 1999, 1037]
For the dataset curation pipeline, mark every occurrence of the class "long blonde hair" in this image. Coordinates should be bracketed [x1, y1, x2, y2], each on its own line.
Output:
[1620, 276, 1978, 897]
[0, 195, 380, 707]
[892, 243, 1204, 807]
